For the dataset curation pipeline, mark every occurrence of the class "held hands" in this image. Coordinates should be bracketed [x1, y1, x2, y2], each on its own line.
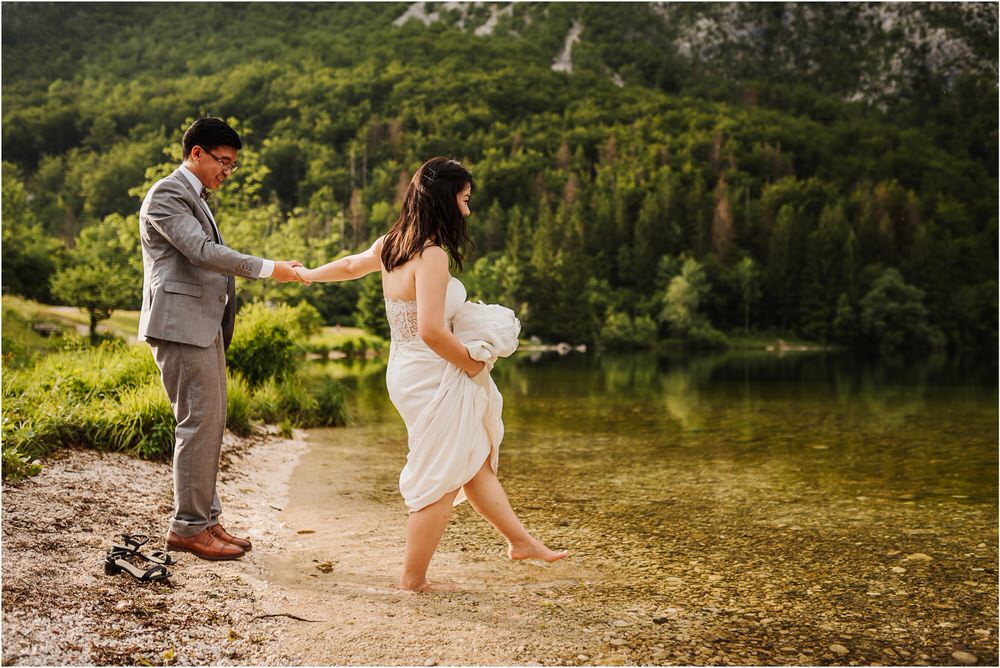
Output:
[293, 266, 312, 284]
[272, 260, 311, 285]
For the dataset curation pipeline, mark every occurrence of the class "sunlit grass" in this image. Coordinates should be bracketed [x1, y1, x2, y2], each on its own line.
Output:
[2, 297, 349, 481]
[304, 325, 386, 357]
[2, 295, 140, 340]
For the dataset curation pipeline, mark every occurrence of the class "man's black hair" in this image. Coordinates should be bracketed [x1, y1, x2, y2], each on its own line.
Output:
[182, 118, 242, 158]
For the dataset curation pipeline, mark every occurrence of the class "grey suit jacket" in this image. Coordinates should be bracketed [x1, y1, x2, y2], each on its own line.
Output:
[138, 168, 264, 349]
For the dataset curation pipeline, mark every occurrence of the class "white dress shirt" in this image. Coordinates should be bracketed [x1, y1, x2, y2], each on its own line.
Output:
[178, 165, 274, 278]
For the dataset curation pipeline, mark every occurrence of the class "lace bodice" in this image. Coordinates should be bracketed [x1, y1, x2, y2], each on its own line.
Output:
[385, 276, 467, 347]
[385, 298, 420, 342]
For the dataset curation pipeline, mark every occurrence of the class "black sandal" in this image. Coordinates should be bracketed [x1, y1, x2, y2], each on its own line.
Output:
[109, 533, 176, 566]
[104, 553, 171, 583]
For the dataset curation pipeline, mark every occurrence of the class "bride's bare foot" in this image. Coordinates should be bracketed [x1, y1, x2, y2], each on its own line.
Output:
[507, 539, 569, 563]
[398, 578, 458, 593]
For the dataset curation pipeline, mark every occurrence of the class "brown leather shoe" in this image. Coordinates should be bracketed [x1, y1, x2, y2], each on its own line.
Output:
[165, 528, 245, 561]
[208, 524, 252, 551]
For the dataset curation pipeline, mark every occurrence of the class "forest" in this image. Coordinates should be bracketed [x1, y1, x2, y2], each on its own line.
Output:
[2, 2, 996, 352]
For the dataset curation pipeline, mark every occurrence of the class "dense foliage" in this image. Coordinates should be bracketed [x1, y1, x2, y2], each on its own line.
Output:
[227, 301, 322, 385]
[2, 2, 995, 351]
[0, 295, 347, 481]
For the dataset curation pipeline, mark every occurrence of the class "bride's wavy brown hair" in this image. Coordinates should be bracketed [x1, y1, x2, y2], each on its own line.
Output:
[380, 157, 474, 273]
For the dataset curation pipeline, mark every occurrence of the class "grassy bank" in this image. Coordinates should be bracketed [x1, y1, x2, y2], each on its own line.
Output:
[1, 297, 350, 482]
[303, 325, 386, 359]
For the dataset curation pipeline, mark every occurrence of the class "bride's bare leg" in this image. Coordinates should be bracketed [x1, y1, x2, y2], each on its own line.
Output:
[462, 457, 569, 563]
[400, 489, 460, 591]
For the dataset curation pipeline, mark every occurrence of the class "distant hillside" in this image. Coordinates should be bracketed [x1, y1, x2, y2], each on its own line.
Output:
[1, 2, 996, 350]
[4, 2, 996, 113]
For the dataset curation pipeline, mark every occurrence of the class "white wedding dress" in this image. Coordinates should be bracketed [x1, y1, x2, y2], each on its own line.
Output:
[384, 276, 506, 512]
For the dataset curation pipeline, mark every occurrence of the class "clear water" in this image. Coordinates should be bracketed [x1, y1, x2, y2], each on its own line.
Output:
[314, 350, 997, 506]
[279, 349, 997, 664]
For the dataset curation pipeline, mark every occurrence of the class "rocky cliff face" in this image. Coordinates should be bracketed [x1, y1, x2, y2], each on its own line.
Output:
[392, 2, 997, 108]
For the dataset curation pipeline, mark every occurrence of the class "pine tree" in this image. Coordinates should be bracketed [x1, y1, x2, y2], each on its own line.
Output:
[763, 204, 800, 330]
[711, 173, 734, 263]
[800, 202, 853, 340]
[355, 273, 390, 339]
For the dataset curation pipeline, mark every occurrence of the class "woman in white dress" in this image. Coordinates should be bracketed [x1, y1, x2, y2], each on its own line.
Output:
[295, 157, 567, 591]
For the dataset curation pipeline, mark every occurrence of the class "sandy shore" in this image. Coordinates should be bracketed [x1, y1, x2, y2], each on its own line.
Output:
[1, 428, 307, 666]
[1, 429, 598, 666]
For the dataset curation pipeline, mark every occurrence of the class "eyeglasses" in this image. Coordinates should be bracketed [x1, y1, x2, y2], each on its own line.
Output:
[199, 146, 239, 174]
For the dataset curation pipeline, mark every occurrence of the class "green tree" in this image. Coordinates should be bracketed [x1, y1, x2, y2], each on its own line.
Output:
[599, 311, 657, 349]
[478, 199, 506, 254]
[355, 273, 390, 339]
[730, 256, 762, 333]
[831, 292, 858, 344]
[2, 163, 64, 301]
[763, 203, 805, 330]
[49, 213, 141, 341]
[659, 256, 727, 347]
[800, 202, 855, 340]
[859, 268, 944, 354]
[633, 175, 677, 290]
[464, 252, 524, 318]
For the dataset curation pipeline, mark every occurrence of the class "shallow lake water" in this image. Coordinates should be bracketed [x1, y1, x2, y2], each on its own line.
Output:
[268, 350, 998, 665]
[317, 349, 996, 505]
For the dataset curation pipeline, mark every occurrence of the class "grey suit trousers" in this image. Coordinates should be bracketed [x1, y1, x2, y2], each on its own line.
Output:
[148, 328, 227, 537]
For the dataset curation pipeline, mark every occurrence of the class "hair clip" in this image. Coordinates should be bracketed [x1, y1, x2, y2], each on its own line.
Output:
[421, 165, 438, 184]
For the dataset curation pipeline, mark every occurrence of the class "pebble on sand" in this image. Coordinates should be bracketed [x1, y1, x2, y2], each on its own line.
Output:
[829, 644, 850, 655]
[905, 553, 933, 562]
[952, 651, 977, 665]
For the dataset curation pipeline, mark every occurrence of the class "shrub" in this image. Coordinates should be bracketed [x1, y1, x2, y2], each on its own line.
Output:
[599, 311, 634, 348]
[226, 302, 301, 386]
[277, 418, 295, 438]
[95, 381, 175, 459]
[687, 323, 730, 349]
[272, 375, 319, 427]
[2, 440, 42, 482]
[311, 376, 348, 427]
[226, 371, 254, 437]
[23, 341, 158, 402]
[289, 301, 323, 338]
[1, 391, 78, 462]
[2, 373, 175, 469]
[599, 311, 659, 349]
[859, 268, 945, 354]
[249, 377, 283, 424]
[632, 315, 658, 346]
[270, 375, 349, 428]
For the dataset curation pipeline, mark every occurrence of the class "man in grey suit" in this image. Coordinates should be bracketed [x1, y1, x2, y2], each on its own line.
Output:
[138, 118, 308, 561]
